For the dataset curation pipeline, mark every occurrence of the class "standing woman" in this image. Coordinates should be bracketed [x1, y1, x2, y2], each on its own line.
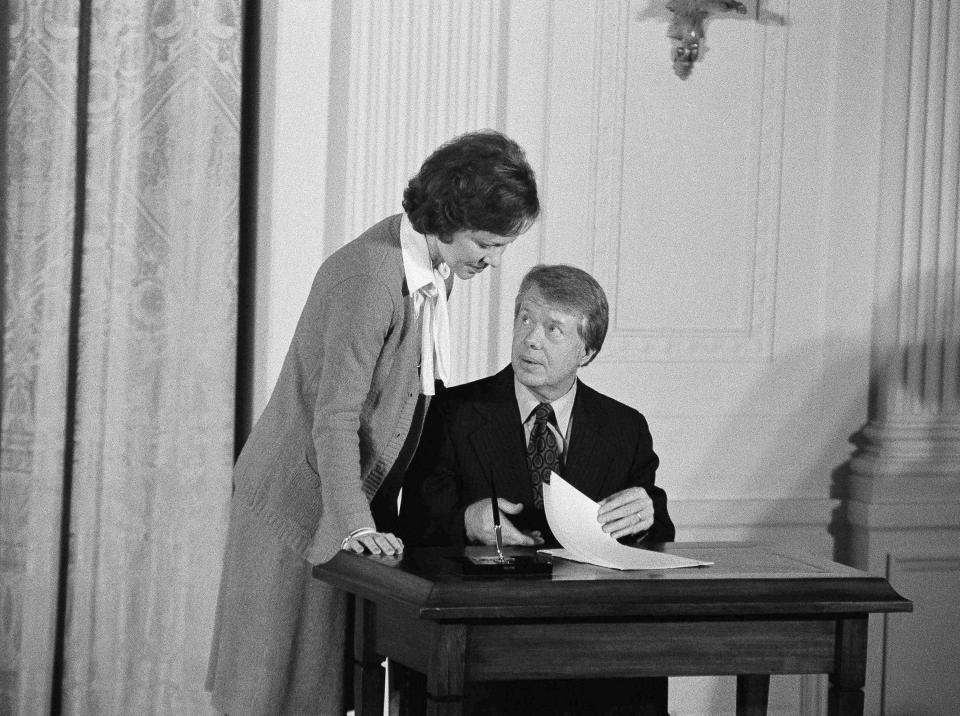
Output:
[206, 131, 539, 715]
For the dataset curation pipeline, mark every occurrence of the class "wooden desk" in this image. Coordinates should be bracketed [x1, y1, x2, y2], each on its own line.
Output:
[314, 542, 911, 716]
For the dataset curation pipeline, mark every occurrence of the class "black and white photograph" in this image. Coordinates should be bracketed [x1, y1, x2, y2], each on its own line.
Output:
[2, 1, 956, 715]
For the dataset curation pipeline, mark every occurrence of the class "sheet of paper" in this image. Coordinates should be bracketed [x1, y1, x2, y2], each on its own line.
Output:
[542, 471, 712, 570]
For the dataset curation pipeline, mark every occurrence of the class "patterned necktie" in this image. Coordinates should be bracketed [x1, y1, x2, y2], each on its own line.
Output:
[526, 403, 560, 510]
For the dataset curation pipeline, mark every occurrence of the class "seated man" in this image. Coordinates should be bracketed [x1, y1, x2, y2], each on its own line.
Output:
[399, 264, 674, 716]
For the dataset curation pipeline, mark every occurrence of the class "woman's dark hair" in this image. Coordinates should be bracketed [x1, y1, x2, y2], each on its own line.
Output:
[515, 264, 609, 366]
[402, 130, 539, 241]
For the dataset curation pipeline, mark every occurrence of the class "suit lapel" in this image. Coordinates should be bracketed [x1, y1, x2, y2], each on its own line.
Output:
[563, 381, 616, 500]
[466, 367, 531, 503]
[462, 370, 620, 503]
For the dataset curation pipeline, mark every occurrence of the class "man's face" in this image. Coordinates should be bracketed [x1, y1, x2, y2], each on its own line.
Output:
[511, 287, 593, 402]
[437, 229, 516, 280]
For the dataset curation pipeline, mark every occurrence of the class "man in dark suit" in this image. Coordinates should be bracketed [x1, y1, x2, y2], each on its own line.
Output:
[399, 264, 673, 716]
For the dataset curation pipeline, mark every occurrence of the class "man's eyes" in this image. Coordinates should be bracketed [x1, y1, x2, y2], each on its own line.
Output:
[518, 315, 565, 338]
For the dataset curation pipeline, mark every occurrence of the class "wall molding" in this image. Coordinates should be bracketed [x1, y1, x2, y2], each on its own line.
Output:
[889, 554, 960, 573]
[670, 496, 836, 529]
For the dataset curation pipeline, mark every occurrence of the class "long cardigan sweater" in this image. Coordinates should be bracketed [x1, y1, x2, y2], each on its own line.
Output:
[208, 215, 440, 714]
[235, 213, 429, 564]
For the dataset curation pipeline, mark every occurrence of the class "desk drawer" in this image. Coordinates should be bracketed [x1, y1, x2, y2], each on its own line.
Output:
[466, 618, 835, 681]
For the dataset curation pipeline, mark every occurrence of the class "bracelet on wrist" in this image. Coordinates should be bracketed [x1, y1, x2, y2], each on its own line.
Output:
[341, 527, 376, 550]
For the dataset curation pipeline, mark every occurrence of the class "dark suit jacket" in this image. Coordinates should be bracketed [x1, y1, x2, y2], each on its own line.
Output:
[399, 364, 675, 547]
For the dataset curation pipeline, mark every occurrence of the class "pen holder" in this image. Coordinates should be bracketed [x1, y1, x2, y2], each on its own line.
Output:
[461, 554, 553, 577]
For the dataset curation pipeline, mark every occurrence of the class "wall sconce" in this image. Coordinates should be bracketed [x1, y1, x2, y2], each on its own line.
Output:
[666, 0, 748, 78]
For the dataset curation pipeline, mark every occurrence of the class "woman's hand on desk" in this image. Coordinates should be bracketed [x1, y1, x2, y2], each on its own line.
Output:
[341, 528, 405, 556]
[597, 487, 654, 539]
[464, 499, 544, 546]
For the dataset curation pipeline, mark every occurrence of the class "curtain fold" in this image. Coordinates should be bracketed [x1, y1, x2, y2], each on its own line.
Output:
[2, 1, 241, 713]
[2, 2, 81, 713]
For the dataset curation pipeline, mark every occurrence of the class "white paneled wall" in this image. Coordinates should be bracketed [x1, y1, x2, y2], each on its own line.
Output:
[254, 2, 958, 714]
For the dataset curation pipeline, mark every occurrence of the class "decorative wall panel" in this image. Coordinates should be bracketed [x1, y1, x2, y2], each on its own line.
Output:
[883, 555, 960, 714]
[593, 0, 789, 363]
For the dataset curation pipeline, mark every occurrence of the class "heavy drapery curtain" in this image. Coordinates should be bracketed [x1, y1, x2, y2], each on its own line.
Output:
[2, 1, 242, 713]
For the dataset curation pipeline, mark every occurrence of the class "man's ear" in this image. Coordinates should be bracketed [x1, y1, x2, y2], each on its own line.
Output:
[579, 346, 596, 367]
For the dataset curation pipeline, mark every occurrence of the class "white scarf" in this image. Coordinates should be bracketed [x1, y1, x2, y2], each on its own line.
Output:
[417, 265, 450, 395]
[399, 214, 451, 395]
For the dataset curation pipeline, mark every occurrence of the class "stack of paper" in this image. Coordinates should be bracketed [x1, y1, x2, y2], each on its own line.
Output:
[541, 471, 712, 570]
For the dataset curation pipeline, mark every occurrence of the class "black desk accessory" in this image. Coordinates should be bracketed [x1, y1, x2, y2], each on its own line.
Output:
[461, 553, 552, 576]
[459, 477, 552, 577]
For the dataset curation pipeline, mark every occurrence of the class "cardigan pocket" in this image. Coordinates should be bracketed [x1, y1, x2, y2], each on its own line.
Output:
[281, 460, 324, 529]
[240, 457, 325, 558]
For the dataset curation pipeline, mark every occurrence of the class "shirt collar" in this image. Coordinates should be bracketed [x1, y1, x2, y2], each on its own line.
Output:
[400, 214, 449, 294]
[514, 375, 577, 438]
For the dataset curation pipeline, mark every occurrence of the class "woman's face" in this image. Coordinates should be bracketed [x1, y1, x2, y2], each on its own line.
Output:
[437, 230, 517, 279]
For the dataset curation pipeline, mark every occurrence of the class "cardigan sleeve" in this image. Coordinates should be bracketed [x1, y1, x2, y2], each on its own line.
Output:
[309, 273, 397, 558]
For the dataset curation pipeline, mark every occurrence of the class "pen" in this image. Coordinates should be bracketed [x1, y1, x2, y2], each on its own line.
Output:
[489, 477, 505, 562]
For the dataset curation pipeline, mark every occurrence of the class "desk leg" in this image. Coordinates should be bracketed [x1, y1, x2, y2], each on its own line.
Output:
[736, 674, 769, 715]
[353, 598, 385, 716]
[828, 616, 867, 716]
[425, 624, 467, 716]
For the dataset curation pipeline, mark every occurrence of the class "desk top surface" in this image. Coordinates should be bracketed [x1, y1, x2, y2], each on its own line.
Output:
[314, 542, 912, 621]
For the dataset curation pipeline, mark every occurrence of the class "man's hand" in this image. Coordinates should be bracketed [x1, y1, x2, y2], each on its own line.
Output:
[465, 498, 544, 546]
[597, 487, 654, 539]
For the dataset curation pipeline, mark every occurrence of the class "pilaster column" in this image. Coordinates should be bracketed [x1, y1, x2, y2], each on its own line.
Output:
[845, 0, 960, 530]
[840, 1, 960, 713]
[338, 1, 506, 385]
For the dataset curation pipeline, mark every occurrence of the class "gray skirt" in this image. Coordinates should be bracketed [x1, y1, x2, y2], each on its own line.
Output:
[206, 497, 348, 715]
